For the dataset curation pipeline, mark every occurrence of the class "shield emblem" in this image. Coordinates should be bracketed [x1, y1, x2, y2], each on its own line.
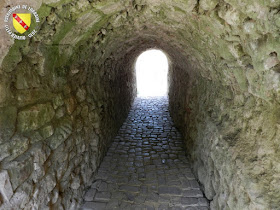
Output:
[13, 13, 31, 34]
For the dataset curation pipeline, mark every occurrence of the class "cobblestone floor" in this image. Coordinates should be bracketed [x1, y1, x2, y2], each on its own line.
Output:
[81, 97, 209, 210]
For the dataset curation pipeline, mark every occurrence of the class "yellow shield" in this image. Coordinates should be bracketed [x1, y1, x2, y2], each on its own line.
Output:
[13, 13, 31, 34]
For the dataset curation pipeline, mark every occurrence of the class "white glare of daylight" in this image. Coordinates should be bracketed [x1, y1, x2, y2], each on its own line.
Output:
[136, 50, 168, 96]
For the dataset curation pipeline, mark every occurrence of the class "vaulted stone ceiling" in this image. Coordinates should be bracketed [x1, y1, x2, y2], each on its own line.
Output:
[0, 0, 279, 209]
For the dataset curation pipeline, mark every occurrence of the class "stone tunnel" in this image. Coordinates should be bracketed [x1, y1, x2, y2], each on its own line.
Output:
[0, 0, 280, 209]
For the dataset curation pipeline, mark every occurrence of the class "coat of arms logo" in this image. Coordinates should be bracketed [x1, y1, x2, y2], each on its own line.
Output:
[4, 5, 40, 40]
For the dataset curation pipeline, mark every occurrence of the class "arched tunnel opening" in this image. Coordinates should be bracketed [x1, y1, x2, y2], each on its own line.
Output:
[0, 0, 280, 209]
[135, 49, 168, 97]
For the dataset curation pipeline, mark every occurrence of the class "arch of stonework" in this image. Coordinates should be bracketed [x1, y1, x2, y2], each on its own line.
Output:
[0, 0, 280, 209]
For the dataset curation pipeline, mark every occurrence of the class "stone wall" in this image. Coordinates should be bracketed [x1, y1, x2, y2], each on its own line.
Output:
[168, 0, 280, 209]
[0, 0, 280, 209]
[0, 46, 135, 209]
[0, 1, 136, 209]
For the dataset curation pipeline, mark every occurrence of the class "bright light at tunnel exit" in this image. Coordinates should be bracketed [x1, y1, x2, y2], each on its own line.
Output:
[136, 49, 168, 97]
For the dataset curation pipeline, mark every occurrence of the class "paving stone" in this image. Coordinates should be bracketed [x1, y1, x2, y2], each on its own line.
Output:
[158, 186, 182, 195]
[145, 205, 155, 210]
[134, 194, 146, 204]
[124, 192, 137, 202]
[94, 191, 111, 201]
[81, 97, 209, 208]
[158, 204, 169, 209]
[111, 191, 126, 199]
[98, 182, 108, 191]
[184, 207, 197, 210]
[119, 201, 132, 209]
[197, 207, 210, 210]
[119, 185, 139, 192]
[159, 195, 171, 203]
[189, 180, 200, 189]
[81, 202, 107, 210]
[198, 198, 209, 206]
[183, 189, 203, 197]
[146, 191, 159, 202]
[84, 189, 97, 202]
[171, 207, 184, 210]
[181, 197, 199, 206]
[106, 199, 120, 209]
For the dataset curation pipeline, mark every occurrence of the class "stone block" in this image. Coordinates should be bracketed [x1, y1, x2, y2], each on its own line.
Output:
[119, 185, 139, 193]
[15, 61, 40, 90]
[106, 199, 119, 209]
[0, 135, 29, 162]
[47, 116, 72, 150]
[181, 197, 199, 206]
[56, 107, 66, 119]
[10, 181, 33, 208]
[198, 198, 209, 206]
[98, 182, 108, 191]
[60, 11, 102, 46]
[31, 147, 47, 183]
[10, 190, 29, 209]
[189, 180, 200, 189]
[40, 125, 54, 139]
[94, 191, 111, 202]
[200, 0, 218, 11]
[81, 105, 89, 119]
[81, 202, 107, 210]
[0, 170, 13, 202]
[76, 88, 86, 102]
[158, 186, 182, 195]
[51, 188, 59, 204]
[44, 174, 56, 193]
[71, 176, 81, 190]
[0, 76, 10, 104]
[0, 106, 17, 143]
[84, 188, 97, 202]
[53, 94, 64, 109]
[0, 142, 11, 162]
[7, 156, 33, 190]
[65, 96, 76, 114]
[16, 89, 54, 107]
[95, 2, 125, 15]
[29, 132, 44, 145]
[1, 41, 21, 73]
[17, 103, 55, 132]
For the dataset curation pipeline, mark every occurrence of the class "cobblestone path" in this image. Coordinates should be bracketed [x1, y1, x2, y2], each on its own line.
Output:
[81, 97, 209, 210]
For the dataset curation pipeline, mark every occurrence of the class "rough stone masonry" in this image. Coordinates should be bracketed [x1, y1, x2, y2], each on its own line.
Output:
[0, 0, 280, 209]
